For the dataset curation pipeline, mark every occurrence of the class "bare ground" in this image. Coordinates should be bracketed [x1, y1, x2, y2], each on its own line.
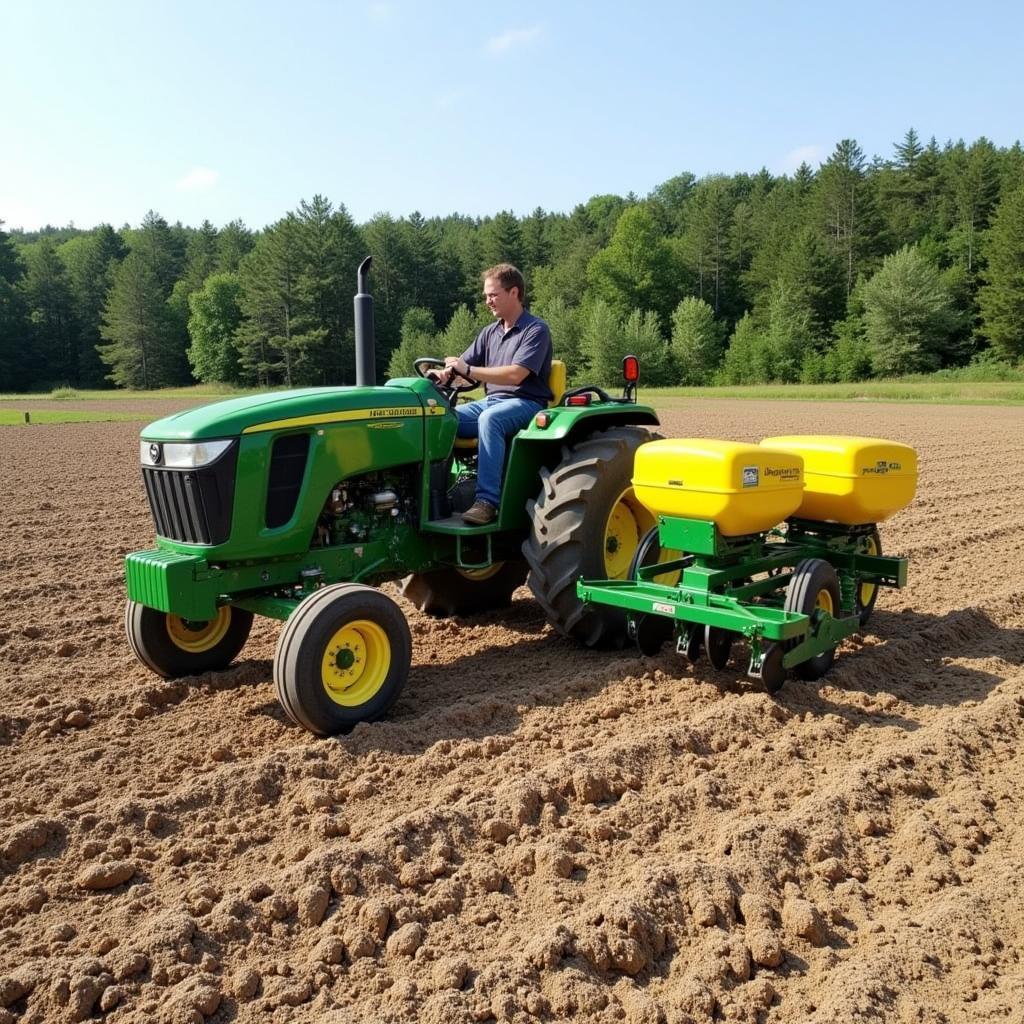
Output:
[1, 399, 1022, 1024]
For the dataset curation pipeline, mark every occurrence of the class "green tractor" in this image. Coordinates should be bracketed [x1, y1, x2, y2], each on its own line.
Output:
[125, 259, 660, 734]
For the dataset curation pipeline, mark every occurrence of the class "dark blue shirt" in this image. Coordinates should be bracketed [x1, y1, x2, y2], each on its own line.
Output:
[461, 311, 553, 403]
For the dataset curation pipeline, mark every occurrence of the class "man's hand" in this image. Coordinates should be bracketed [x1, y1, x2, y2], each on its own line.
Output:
[443, 356, 470, 379]
[426, 367, 454, 385]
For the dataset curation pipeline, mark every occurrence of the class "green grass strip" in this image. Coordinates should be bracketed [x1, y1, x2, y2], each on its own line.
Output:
[643, 381, 1024, 405]
[0, 410, 152, 426]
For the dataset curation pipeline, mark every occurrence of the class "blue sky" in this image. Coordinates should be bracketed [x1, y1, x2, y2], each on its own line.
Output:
[2, 0, 1021, 232]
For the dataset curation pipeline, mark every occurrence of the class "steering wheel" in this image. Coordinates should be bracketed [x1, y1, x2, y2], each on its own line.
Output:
[414, 357, 478, 398]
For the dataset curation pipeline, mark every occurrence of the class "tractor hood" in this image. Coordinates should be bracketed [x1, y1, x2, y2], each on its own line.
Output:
[140, 379, 438, 441]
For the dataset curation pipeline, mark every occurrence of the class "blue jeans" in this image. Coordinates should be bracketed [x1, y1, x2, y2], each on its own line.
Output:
[456, 395, 544, 507]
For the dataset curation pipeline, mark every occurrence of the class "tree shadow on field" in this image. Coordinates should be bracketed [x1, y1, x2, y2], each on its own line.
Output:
[797, 604, 1024, 717]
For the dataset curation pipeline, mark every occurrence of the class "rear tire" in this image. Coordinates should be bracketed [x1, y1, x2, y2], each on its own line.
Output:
[523, 426, 659, 648]
[125, 600, 252, 679]
[784, 558, 842, 681]
[274, 584, 411, 736]
[401, 561, 528, 617]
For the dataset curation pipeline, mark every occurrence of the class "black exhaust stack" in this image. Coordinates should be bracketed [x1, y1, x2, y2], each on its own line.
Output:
[354, 256, 375, 386]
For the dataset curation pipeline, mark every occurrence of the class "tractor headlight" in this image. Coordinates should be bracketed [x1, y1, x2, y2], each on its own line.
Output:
[140, 439, 233, 469]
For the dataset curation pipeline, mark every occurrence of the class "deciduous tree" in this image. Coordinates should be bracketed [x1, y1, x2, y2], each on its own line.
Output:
[386, 307, 437, 379]
[862, 246, 960, 374]
[670, 297, 723, 385]
[187, 272, 243, 383]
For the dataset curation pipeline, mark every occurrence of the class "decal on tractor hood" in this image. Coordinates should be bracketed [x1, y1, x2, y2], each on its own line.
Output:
[241, 405, 444, 434]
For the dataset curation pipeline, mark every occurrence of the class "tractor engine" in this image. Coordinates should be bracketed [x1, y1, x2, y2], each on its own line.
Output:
[314, 468, 417, 547]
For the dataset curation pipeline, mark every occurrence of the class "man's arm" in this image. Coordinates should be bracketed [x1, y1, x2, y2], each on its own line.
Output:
[443, 356, 527, 386]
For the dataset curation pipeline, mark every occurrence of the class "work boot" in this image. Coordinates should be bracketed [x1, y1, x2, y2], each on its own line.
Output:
[462, 500, 497, 526]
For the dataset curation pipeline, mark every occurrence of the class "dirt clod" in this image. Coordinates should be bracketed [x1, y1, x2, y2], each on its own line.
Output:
[76, 860, 136, 890]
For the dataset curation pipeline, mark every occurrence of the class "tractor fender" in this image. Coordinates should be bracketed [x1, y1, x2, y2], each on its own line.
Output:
[495, 405, 661, 532]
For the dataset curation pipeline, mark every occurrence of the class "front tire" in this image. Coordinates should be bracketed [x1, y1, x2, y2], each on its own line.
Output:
[523, 426, 658, 648]
[401, 561, 528, 617]
[273, 584, 411, 736]
[125, 600, 253, 679]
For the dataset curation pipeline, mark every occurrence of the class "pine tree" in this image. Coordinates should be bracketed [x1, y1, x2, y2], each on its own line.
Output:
[480, 211, 525, 271]
[978, 185, 1024, 361]
[236, 214, 312, 386]
[816, 139, 874, 296]
[99, 251, 177, 388]
[216, 220, 254, 272]
[0, 221, 28, 390]
[774, 226, 845, 333]
[520, 206, 552, 274]
[21, 239, 77, 385]
[121, 211, 191, 383]
[168, 220, 220, 351]
[59, 225, 125, 388]
[297, 195, 347, 381]
[364, 213, 414, 348]
[403, 211, 450, 324]
[680, 176, 735, 313]
[894, 128, 924, 171]
[953, 138, 1001, 272]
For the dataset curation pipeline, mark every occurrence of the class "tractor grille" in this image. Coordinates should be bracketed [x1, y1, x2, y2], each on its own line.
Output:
[265, 433, 310, 528]
[142, 444, 237, 545]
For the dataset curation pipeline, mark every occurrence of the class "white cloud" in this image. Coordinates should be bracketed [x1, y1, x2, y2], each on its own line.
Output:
[776, 145, 826, 174]
[176, 167, 219, 192]
[485, 25, 543, 54]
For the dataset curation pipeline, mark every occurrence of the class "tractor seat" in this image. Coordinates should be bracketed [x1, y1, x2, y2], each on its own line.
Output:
[454, 360, 566, 451]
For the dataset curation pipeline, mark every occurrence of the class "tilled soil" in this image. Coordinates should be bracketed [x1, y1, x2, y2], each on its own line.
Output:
[1, 399, 1022, 1024]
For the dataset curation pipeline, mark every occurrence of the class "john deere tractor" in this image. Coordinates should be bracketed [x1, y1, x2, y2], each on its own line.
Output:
[125, 259, 660, 735]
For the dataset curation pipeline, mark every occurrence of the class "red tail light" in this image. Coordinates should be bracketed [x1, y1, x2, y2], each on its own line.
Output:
[622, 355, 639, 382]
[565, 394, 592, 406]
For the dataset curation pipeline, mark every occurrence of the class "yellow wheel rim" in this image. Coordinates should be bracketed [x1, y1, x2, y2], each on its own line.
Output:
[815, 588, 835, 616]
[166, 607, 231, 653]
[651, 548, 684, 587]
[320, 619, 391, 707]
[859, 534, 879, 608]
[457, 562, 504, 582]
[603, 488, 655, 580]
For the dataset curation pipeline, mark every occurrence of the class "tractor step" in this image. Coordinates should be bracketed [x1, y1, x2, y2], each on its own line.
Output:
[421, 514, 504, 535]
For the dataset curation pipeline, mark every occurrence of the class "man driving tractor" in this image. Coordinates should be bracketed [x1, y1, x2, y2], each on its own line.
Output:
[431, 263, 552, 525]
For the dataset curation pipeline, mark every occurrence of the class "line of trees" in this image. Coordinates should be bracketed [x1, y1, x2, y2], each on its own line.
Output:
[2, 130, 1023, 393]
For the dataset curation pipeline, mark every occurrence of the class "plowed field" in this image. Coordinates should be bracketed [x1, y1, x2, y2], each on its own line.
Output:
[1, 400, 1022, 1024]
